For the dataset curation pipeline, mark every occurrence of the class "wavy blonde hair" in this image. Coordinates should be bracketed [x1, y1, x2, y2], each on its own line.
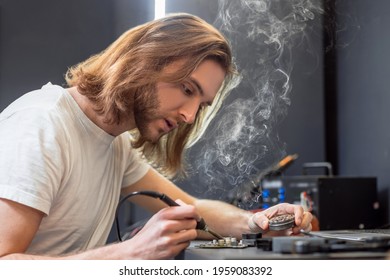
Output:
[66, 13, 238, 177]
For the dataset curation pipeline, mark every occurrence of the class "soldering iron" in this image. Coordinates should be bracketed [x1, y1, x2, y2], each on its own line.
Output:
[115, 190, 223, 242]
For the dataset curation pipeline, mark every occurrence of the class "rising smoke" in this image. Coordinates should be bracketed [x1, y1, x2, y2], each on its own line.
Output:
[178, 0, 324, 209]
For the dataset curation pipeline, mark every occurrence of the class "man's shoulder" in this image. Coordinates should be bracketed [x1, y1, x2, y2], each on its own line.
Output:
[0, 83, 71, 141]
[1, 83, 66, 117]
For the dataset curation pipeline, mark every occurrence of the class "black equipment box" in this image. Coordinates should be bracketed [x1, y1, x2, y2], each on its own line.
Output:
[260, 176, 382, 230]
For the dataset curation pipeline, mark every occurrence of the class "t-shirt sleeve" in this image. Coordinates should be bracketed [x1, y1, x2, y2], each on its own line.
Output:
[0, 110, 64, 215]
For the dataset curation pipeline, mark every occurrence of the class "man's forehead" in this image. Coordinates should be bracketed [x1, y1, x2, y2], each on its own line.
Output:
[162, 59, 190, 74]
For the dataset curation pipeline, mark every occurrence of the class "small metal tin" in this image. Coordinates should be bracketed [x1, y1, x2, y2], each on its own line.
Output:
[269, 214, 295, 231]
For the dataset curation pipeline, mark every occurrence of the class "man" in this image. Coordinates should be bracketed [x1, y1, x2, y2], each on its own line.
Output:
[0, 13, 312, 259]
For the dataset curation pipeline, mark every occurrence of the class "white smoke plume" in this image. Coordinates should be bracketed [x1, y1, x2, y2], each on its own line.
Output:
[178, 0, 324, 208]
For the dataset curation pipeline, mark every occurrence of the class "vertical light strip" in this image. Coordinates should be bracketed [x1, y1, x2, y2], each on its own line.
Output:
[154, 0, 166, 19]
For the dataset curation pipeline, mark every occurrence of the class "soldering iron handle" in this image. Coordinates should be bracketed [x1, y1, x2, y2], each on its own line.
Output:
[159, 194, 180, 206]
[160, 193, 206, 230]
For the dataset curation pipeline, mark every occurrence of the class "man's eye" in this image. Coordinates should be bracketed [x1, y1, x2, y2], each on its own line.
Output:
[182, 84, 193, 96]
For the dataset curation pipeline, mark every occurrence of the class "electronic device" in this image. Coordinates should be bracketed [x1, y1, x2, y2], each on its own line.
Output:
[301, 228, 390, 243]
[268, 235, 390, 255]
[260, 175, 382, 230]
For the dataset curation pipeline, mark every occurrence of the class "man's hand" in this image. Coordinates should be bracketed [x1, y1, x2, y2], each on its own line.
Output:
[249, 203, 313, 236]
[122, 203, 198, 259]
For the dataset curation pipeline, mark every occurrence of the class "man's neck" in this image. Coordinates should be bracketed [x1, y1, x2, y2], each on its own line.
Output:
[67, 87, 136, 137]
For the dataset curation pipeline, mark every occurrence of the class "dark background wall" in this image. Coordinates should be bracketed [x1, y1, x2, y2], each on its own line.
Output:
[336, 0, 390, 222]
[0, 0, 113, 106]
[0, 0, 389, 238]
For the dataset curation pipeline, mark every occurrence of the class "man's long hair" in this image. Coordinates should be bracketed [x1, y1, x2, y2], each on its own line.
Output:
[65, 13, 238, 178]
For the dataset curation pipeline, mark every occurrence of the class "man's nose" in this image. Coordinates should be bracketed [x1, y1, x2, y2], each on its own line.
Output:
[179, 100, 200, 124]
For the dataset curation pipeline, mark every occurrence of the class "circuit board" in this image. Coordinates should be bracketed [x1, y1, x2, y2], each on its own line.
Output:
[195, 237, 248, 249]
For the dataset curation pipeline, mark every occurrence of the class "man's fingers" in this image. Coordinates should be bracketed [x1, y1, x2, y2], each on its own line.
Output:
[252, 204, 312, 232]
[159, 204, 197, 220]
[249, 212, 269, 232]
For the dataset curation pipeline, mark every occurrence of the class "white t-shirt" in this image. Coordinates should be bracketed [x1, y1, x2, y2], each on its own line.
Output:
[0, 83, 150, 255]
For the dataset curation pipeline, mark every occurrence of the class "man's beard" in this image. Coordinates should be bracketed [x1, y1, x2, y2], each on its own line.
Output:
[133, 88, 161, 142]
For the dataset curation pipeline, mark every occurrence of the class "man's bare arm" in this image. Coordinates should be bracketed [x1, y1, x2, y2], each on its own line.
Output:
[123, 168, 313, 240]
[0, 198, 44, 258]
[0, 196, 198, 260]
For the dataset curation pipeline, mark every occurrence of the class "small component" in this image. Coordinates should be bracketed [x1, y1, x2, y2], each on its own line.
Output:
[256, 237, 273, 251]
[241, 233, 262, 247]
[269, 214, 295, 231]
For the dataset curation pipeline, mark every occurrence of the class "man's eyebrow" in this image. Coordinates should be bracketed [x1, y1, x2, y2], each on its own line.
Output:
[189, 77, 204, 96]
[189, 77, 213, 106]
